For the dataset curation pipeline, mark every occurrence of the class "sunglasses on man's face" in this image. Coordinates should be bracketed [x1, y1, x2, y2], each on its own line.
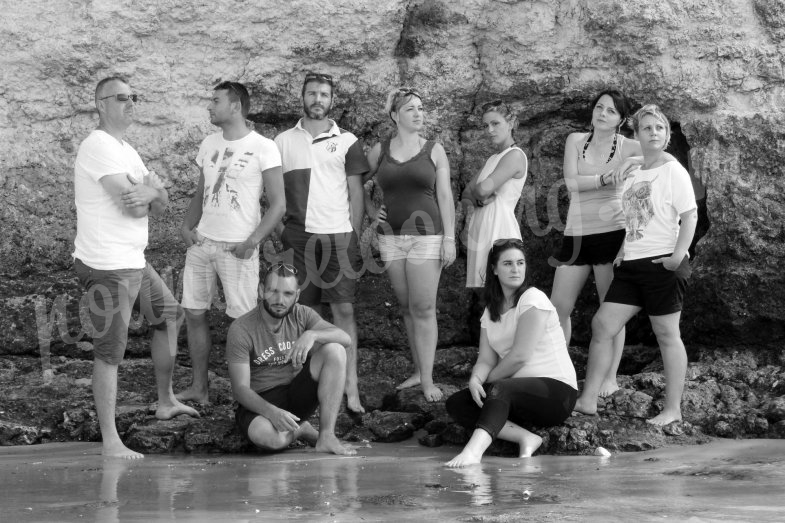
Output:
[99, 93, 138, 103]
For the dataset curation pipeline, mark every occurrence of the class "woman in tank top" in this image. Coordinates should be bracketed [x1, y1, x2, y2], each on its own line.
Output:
[461, 100, 527, 289]
[550, 89, 671, 398]
[364, 87, 456, 402]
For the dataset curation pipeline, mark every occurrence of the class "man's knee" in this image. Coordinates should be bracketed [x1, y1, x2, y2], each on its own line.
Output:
[330, 302, 354, 322]
[319, 342, 347, 367]
[247, 417, 291, 451]
[184, 307, 208, 323]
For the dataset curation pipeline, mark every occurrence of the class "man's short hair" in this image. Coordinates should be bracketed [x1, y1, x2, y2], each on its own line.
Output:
[214, 81, 250, 118]
[95, 76, 128, 106]
[300, 72, 334, 98]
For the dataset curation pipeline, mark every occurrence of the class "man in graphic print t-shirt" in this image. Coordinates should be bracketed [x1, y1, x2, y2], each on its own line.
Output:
[177, 81, 285, 405]
[226, 263, 357, 455]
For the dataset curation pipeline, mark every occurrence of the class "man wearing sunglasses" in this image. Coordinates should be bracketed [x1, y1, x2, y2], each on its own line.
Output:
[177, 81, 285, 405]
[72, 76, 198, 459]
[274, 72, 370, 414]
[226, 263, 357, 455]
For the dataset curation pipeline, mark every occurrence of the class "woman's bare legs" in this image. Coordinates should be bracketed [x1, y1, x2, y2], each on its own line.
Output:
[647, 312, 687, 426]
[386, 257, 443, 401]
[593, 263, 625, 397]
[574, 302, 640, 414]
[550, 265, 591, 346]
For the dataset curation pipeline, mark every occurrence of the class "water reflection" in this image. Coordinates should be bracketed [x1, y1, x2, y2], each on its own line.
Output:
[3, 441, 785, 522]
[94, 459, 130, 523]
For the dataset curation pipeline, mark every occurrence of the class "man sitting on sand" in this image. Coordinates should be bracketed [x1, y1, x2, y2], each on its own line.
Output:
[227, 262, 357, 455]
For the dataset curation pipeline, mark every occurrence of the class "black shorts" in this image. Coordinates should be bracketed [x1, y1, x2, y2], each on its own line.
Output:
[235, 358, 320, 438]
[604, 254, 691, 316]
[281, 226, 360, 306]
[550, 229, 625, 267]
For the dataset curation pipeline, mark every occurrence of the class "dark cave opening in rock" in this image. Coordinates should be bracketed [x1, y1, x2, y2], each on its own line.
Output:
[668, 122, 710, 259]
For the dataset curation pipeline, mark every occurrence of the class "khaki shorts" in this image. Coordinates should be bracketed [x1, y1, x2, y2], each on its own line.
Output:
[181, 233, 259, 318]
[74, 259, 181, 365]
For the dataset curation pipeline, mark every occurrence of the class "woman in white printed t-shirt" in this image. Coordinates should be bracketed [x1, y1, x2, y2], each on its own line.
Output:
[574, 105, 698, 427]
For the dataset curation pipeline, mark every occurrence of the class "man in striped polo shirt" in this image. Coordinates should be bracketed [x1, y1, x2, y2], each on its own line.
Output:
[274, 72, 369, 414]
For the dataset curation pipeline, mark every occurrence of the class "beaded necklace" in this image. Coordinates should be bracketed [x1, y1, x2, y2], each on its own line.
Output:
[582, 130, 618, 164]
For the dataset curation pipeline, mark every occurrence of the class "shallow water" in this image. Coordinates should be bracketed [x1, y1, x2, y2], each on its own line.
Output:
[1, 439, 783, 522]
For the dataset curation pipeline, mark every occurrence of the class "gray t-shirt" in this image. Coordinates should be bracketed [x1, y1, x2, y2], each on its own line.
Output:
[226, 304, 323, 393]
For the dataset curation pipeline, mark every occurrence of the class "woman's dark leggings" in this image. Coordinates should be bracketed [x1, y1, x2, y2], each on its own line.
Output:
[446, 377, 578, 438]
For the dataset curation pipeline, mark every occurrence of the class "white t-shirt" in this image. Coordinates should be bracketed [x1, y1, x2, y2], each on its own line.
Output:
[621, 160, 697, 260]
[480, 288, 578, 389]
[195, 131, 282, 242]
[73, 130, 149, 270]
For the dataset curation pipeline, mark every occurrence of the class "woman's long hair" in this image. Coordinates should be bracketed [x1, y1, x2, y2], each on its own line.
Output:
[483, 239, 530, 322]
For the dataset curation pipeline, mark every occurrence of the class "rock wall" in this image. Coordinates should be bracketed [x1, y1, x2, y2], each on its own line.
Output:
[2, 0, 785, 352]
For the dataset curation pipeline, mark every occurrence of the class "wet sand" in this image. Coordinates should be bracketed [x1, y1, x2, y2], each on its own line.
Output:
[1, 438, 783, 522]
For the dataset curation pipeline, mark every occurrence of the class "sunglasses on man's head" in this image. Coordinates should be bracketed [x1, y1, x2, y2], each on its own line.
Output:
[303, 72, 334, 85]
[99, 93, 138, 103]
[269, 262, 298, 275]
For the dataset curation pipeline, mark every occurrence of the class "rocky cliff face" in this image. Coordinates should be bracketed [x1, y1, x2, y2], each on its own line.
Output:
[3, 0, 784, 354]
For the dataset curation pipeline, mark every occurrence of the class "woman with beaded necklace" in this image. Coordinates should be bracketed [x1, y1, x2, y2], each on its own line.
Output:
[550, 89, 674, 398]
[364, 87, 456, 402]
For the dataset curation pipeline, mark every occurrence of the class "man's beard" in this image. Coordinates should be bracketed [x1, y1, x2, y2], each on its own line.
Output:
[303, 101, 331, 120]
[262, 299, 295, 319]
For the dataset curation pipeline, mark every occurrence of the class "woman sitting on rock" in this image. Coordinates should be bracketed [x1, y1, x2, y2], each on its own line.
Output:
[573, 104, 697, 426]
[364, 87, 456, 402]
[445, 239, 578, 466]
[462, 100, 527, 289]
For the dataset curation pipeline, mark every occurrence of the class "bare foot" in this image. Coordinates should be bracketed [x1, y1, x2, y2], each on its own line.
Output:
[156, 401, 200, 420]
[422, 383, 443, 402]
[295, 422, 319, 446]
[396, 374, 421, 390]
[518, 433, 543, 458]
[647, 409, 681, 427]
[174, 388, 210, 405]
[102, 440, 143, 460]
[346, 393, 365, 414]
[598, 380, 620, 398]
[315, 434, 357, 456]
[446, 449, 482, 468]
[572, 396, 597, 416]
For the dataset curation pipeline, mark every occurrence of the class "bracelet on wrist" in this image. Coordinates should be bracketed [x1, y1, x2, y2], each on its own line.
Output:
[600, 173, 608, 187]
[443, 236, 455, 242]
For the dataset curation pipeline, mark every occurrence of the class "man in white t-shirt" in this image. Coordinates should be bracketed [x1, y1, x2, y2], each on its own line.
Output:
[275, 72, 370, 414]
[73, 76, 198, 459]
[177, 81, 285, 405]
